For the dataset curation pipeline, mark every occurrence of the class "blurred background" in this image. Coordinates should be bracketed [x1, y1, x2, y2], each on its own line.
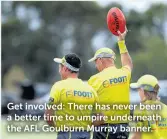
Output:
[1, 0, 167, 138]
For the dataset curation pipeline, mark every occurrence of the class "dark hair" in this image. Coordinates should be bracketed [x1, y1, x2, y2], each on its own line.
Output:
[143, 84, 160, 101]
[65, 53, 82, 73]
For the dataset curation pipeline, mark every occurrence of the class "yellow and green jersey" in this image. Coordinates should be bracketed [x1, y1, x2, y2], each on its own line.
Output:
[133, 100, 167, 139]
[49, 78, 98, 129]
[88, 66, 131, 124]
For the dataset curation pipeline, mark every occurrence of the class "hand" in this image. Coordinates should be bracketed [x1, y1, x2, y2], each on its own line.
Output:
[117, 26, 128, 41]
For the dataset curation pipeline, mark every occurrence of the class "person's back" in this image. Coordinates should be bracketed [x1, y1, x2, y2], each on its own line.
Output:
[88, 28, 133, 139]
[45, 53, 99, 139]
[131, 74, 167, 139]
[50, 78, 98, 129]
[133, 100, 167, 139]
[88, 66, 131, 124]
[142, 101, 167, 139]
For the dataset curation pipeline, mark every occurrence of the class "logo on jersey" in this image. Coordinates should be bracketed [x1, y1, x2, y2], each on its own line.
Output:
[149, 118, 167, 128]
[66, 90, 93, 98]
[48, 97, 54, 105]
[103, 76, 127, 88]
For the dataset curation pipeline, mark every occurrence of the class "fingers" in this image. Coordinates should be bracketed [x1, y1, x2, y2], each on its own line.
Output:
[123, 27, 128, 35]
[121, 26, 128, 37]
[125, 26, 128, 32]
[117, 30, 121, 36]
[117, 26, 128, 36]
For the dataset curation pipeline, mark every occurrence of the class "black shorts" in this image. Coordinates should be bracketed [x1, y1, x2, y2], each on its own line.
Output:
[57, 131, 91, 139]
[93, 123, 129, 139]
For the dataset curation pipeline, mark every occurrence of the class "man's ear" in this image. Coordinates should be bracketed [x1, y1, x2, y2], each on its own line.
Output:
[99, 58, 103, 65]
[96, 58, 100, 63]
[64, 66, 69, 72]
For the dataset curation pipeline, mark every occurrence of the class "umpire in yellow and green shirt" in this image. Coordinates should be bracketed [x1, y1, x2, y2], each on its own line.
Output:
[130, 75, 167, 139]
[88, 28, 133, 139]
[45, 53, 100, 139]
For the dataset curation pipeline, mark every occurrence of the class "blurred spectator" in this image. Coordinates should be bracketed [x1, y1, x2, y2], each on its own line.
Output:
[20, 80, 36, 100]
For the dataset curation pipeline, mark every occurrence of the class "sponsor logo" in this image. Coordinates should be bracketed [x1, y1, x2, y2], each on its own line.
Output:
[103, 76, 127, 88]
[48, 97, 54, 105]
[66, 90, 93, 98]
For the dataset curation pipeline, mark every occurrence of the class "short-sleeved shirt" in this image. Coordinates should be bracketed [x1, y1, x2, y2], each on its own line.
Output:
[133, 100, 167, 139]
[49, 78, 98, 129]
[88, 66, 131, 124]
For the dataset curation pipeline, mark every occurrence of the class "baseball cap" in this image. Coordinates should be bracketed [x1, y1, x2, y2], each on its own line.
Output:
[88, 48, 116, 62]
[130, 75, 159, 92]
[54, 53, 81, 72]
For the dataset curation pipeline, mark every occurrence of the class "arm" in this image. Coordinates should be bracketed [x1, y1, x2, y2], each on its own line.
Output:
[88, 76, 100, 93]
[92, 113, 104, 126]
[91, 88, 104, 126]
[45, 108, 55, 127]
[45, 84, 60, 127]
[131, 132, 141, 139]
[117, 28, 133, 71]
[131, 106, 143, 139]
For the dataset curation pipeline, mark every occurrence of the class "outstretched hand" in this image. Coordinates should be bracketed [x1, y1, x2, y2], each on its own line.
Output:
[117, 26, 128, 41]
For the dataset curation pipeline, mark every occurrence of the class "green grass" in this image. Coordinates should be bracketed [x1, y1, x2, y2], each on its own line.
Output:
[1, 120, 57, 139]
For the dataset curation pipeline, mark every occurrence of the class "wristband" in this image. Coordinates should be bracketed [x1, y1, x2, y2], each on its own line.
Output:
[118, 40, 128, 54]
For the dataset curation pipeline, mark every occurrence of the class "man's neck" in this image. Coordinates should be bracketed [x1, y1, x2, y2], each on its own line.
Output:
[63, 74, 78, 80]
[102, 64, 115, 71]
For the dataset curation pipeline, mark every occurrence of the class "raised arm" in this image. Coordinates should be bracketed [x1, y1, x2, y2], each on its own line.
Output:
[117, 27, 133, 71]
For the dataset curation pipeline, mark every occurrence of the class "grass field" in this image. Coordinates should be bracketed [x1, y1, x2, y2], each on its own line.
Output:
[1, 120, 132, 139]
[1, 120, 57, 139]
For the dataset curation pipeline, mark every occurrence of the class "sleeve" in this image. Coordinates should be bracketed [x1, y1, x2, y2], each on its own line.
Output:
[91, 88, 101, 114]
[121, 65, 131, 81]
[88, 75, 101, 93]
[93, 89, 99, 104]
[48, 83, 61, 105]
